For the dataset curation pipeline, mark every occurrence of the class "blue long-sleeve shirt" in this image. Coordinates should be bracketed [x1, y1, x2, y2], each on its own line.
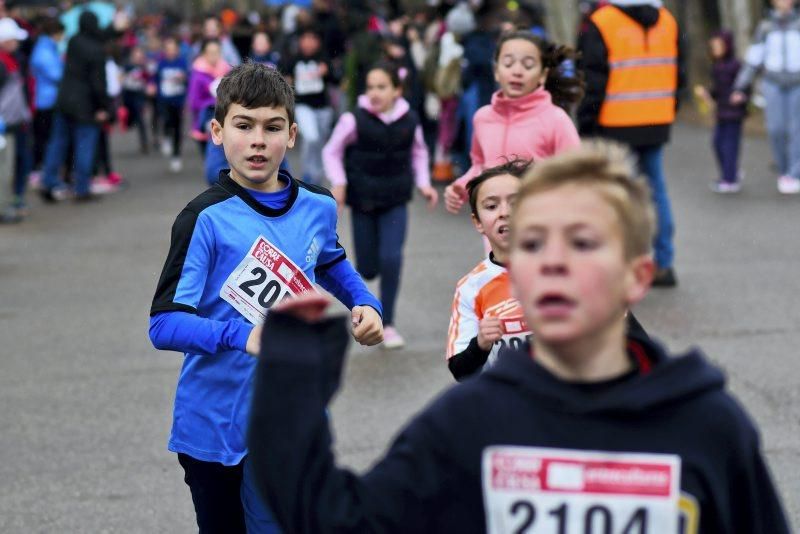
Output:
[149, 171, 380, 465]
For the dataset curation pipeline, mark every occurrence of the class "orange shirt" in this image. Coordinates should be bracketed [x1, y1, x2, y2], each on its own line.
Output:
[447, 256, 531, 367]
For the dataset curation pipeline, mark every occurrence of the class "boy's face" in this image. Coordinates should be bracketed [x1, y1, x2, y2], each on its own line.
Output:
[471, 174, 519, 257]
[298, 33, 320, 56]
[210, 103, 297, 192]
[509, 184, 652, 347]
[164, 40, 179, 59]
[252, 33, 270, 55]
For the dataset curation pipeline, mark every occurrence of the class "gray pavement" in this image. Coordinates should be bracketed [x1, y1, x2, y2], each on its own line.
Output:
[1, 122, 798, 532]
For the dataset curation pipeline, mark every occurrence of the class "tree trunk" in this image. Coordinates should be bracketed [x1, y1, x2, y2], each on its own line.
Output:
[719, 0, 755, 56]
[541, 0, 579, 45]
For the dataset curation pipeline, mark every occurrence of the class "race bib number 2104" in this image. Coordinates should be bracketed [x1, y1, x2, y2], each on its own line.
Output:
[220, 236, 316, 325]
[483, 446, 681, 534]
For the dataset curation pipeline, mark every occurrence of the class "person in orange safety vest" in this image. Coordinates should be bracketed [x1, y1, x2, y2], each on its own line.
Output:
[577, 0, 685, 288]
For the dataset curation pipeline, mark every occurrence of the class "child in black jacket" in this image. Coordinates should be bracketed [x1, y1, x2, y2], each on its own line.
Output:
[247, 140, 790, 533]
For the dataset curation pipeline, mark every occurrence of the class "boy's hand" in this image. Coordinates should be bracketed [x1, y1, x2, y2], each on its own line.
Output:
[477, 317, 503, 351]
[246, 324, 263, 356]
[444, 182, 466, 214]
[351, 306, 383, 346]
[730, 91, 747, 105]
[331, 185, 346, 208]
[419, 185, 439, 210]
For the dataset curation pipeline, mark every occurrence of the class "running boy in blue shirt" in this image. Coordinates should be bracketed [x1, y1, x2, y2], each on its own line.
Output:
[149, 62, 383, 533]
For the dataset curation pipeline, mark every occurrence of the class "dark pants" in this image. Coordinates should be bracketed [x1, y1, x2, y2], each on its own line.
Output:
[177, 454, 281, 534]
[94, 130, 112, 175]
[634, 145, 674, 269]
[41, 113, 99, 196]
[32, 108, 54, 170]
[148, 95, 160, 147]
[14, 127, 32, 200]
[713, 119, 743, 184]
[178, 453, 246, 534]
[351, 204, 408, 326]
[162, 103, 183, 157]
[122, 90, 148, 151]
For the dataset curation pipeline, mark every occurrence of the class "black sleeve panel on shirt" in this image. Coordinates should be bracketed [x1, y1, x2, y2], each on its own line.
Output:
[297, 179, 335, 199]
[314, 252, 347, 274]
[150, 208, 202, 316]
[150, 186, 233, 316]
[448, 337, 491, 382]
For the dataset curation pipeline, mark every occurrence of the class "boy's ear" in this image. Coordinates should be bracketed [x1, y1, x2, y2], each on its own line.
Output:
[210, 118, 224, 146]
[287, 122, 298, 149]
[625, 254, 655, 306]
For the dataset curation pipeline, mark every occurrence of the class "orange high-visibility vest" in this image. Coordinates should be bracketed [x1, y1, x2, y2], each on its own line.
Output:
[592, 5, 678, 127]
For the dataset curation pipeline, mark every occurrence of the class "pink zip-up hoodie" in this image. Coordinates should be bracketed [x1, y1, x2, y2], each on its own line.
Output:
[322, 94, 431, 188]
[454, 87, 580, 187]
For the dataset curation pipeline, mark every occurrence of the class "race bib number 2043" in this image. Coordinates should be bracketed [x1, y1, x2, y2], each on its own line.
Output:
[220, 236, 316, 325]
[483, 447, 681, 534]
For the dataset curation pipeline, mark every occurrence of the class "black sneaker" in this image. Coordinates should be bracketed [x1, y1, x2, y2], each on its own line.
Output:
[39, 187, 70, 203]
[652, 267, 677, 288]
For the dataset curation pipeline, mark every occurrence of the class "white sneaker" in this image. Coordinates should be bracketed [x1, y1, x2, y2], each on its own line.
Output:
[710, 181, 740, 194]
[169, 158, 183, 173]
[90, 176, 120, 195]
[161, 139, 173, 157]
[382, 326, 405, 350]
[777, 175, 800, 194]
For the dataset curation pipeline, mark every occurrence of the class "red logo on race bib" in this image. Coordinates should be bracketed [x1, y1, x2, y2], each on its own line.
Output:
[490, 451, 673, 497]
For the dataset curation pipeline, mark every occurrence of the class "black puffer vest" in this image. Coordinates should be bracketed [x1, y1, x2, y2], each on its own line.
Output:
[344, 107, 418, 213]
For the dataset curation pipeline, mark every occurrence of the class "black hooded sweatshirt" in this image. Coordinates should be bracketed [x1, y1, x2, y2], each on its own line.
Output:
[248, 312, 789, 534]
[576, 4, 687, 147]
[55, 11, 109, 124]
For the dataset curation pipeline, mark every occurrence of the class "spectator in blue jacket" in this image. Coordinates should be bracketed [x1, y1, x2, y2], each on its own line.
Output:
[29, 17, 64, 178]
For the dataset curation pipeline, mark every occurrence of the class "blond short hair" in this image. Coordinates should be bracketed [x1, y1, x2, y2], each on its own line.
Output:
[512, 140, 656, 259]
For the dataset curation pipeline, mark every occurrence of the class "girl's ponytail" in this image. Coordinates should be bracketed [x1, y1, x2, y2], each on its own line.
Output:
[541, 40, 585, 110]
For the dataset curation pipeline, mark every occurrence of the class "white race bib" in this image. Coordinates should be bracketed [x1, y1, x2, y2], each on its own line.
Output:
[488, 315, 531, 366]
[294, 61, 324, 95]
[220, 236, 316, 325]
[483, 446, 681, 534]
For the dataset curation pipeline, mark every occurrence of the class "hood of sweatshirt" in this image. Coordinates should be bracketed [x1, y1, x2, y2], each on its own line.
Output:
[78, 10, 104, 40]
[712, 30, 736, 61]
[191, 56, 231, 79]
[490, 86, 556, 116]
[484, 336, 725, 417]
[357, 93, 410, 124]
[609, 2, 662, 29]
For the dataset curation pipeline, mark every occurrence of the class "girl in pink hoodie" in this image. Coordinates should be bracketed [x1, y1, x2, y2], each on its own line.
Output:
[323, 61, 438, 350]
[444, 31, 584, 213]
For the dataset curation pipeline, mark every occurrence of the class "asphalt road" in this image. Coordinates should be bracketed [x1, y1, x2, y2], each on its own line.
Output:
[1, 122, 798, 532]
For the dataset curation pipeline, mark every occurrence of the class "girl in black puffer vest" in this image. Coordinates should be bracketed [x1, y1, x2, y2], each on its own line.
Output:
[322, 61, 438, 349]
